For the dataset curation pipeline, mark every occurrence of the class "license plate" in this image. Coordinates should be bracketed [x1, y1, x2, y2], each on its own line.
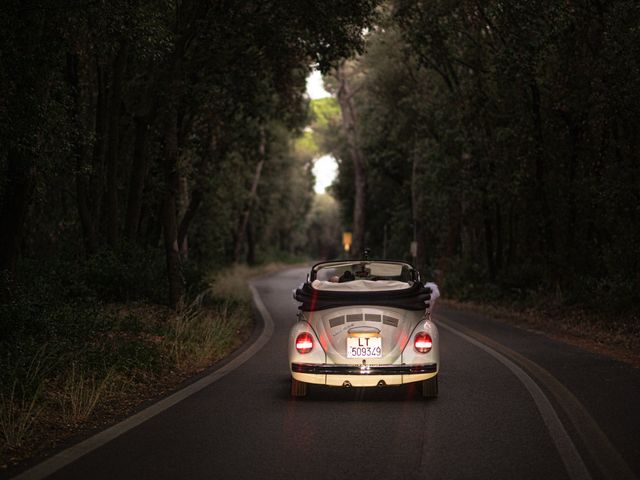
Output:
[347, 336, 382, 358]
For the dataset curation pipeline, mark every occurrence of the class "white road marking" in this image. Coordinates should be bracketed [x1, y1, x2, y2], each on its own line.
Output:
[437, 318, 593, 480]
[12, 282, 274, 480]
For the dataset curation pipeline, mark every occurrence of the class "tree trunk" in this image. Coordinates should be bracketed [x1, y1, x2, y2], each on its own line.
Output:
[336, 61, 366, 259]
[177, 126, 217, 249]
[0, 153, 34, 276]
[160, 37, 187, 310]
[529, 80, 555, 259]
[560, 111, 581, 266]
[105, 44, 127, 247]
[177, 176, 189, 257]
[495, 202, 503, 273]
[483, 195, 496, 281]
[411, 138, 426, 271]
[76, 170, 98, 254]
[246, 218, 256, 265]
[507, 204, 516, 268]
[162, 107, 184, 310]
[89, 63, 108, 242]
[67, 51, 98, 255]
[177, 189, 202, 249]
[233, 128, 266, 262]
[124, 114, 152, 241]
[144, 201, 163, 248]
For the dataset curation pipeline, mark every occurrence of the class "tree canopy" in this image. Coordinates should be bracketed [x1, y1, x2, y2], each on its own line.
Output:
[326, 0, 640, 313]
[0, 0, 378, 307]
[1, 0, 638, 316]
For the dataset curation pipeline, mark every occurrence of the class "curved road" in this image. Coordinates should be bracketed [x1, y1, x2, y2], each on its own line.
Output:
[12, 267, 640, 480]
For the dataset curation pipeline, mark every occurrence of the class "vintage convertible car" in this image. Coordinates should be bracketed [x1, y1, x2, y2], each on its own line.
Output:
[289, 259, 439, 398]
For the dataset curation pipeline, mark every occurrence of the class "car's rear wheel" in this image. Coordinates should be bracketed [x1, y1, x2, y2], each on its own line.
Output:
[421, 375, 438, 398]
[290, 377, 308, 397]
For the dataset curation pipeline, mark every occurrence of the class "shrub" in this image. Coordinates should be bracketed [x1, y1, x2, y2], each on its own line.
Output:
[83, 243, 167, 303]
[57, 364, 114, 424]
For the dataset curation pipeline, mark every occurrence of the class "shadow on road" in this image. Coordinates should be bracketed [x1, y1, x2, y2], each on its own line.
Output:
[276, 376, 436, 403]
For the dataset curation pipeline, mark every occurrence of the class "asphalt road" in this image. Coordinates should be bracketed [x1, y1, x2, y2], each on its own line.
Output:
[12, 267, 640, 480]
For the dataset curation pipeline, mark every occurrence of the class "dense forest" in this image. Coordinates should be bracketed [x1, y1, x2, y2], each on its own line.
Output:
[0, 1, 378, 462]
[3, 0, 638, 315]
[1, 0, 639, 466]
[0, 0, 376, 308]
[322, 1, 640, 315]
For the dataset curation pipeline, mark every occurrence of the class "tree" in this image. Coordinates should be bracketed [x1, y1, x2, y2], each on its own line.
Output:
[335, 60, 367, 259]
[321, 0, 640, 313]
[0, 0, 380, 309]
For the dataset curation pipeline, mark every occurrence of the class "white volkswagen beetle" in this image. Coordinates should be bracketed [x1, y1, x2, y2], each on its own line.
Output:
[289, 259, 439, 398]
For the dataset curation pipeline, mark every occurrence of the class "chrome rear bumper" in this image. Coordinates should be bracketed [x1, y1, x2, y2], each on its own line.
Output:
[291, 362, 437, 375]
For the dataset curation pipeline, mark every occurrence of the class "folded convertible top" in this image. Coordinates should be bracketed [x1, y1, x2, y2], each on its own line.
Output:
[294, 281, 432, 312]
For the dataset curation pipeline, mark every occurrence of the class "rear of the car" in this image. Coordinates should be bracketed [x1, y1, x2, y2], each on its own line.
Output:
[289, 261, 439, 398]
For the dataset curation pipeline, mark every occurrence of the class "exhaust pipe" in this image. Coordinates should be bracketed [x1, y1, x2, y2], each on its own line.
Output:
[377, 380, 387, 387]
[342, 381, 352, 388]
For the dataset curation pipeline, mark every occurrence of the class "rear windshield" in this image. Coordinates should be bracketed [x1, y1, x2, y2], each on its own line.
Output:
[312, 261, 415, 283]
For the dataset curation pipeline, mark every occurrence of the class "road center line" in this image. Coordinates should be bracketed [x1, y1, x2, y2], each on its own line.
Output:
[12, 282, 274, 480]
[437, 317, 592, 480]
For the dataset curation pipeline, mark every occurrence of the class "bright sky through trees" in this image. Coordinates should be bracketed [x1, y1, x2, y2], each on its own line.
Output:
[306, 70, 331, 99]
[306, 71, 337, 193]
[312, 154, 338, 193]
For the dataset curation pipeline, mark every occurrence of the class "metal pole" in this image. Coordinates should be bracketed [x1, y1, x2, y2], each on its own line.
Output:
[411, 221, 417, 266]
[383, 223, 387, 259]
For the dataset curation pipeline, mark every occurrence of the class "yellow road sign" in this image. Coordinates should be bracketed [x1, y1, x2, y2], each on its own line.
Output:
[342, 232, 352, 252]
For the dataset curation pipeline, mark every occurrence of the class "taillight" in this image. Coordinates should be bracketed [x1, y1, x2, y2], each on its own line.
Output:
[296, 332, 314, 354]
[414, 332, 433, 353]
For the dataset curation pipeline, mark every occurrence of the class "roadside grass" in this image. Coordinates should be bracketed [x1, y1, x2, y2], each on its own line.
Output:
[440, 298, 640, 368]
[0, 381, 43, 451]
[0, 346, 50, 451]
[0, 261, 287, 470]
[438, 259, 639, 366]
[208, 262, 293, 303]
[166, 293, 247, 370]
[57, 365, 115, 425]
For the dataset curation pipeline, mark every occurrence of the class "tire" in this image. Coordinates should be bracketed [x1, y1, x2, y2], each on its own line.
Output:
[290, 377, 308, 397]
[421, 375, 438, 398]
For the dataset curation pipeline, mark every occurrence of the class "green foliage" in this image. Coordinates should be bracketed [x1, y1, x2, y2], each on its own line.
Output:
[0, 257, 268, 461]
[324, 1, 640, 317]
[254, 124, 316, 260]
[310, 98, 341, 129]
[0, 0, 381, 464]
[294, 131, 319, 159]
[307, 97, 343, 162]
[84, 244, 168, 303]
[306, 194, 343, 260]
[0, 0, 378, 299]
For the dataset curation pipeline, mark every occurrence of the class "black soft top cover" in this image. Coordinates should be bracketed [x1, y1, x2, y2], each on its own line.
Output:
[294, 281, 432, 312]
